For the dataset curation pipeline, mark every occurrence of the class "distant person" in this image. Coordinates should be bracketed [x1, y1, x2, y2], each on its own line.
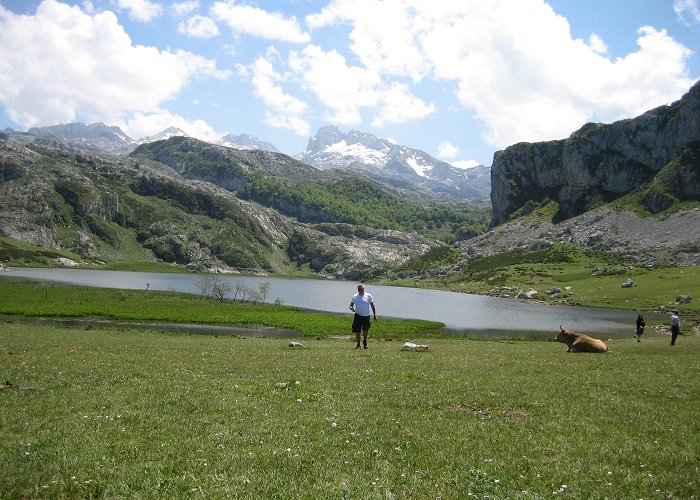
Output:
[635, 314, 645, 342]
[670, 310, 681, 345]
[349, 283, 377, 349]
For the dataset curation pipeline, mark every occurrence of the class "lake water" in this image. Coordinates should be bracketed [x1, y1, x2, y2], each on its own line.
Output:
[1, 267, 663, 339]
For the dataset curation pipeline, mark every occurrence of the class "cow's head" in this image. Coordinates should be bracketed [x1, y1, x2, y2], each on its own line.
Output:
[555, 325, 569, 343]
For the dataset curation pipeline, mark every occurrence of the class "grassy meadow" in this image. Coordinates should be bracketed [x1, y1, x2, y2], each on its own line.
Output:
[0, 281, 442, 339]
[1, 319, 698, 498]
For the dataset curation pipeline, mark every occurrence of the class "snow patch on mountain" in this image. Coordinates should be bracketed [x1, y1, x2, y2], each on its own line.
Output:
[406, 156, 428, 177]
[217, 133, 279, 152]
[296, 126, 490, 199]
[138, 127, 189, 144]
[324, 140, 388, 168]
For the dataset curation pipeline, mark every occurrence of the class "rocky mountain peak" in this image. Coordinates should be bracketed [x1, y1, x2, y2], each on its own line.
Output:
[217, 133, 279, 152]
[297, 126, 490, 200]
[26, 122, 136, 155]
[138, 127, 189, 144]
[303, 125, 344, 151]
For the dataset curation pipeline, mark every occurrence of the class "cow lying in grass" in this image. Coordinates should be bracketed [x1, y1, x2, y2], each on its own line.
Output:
[555, 326, 609, 353]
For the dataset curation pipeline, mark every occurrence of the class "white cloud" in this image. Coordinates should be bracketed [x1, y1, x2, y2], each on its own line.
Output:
[587, 33, 608, 54]
[178, 14, 219, 39]
[172, 1, 199, 16]
[371, 82, 435, 127]
[308, 0, 429, 82]
[288, 45, 379, 125]
[211, 0, 310, 43]
[438, 141, 459, 159]
[250, 55, 310, 136]
[304, 0, 696, 148]
[284, 44, 433, 128]
[118, 110, 221, 141]
[117, 0, 162, 22]
[0, 0, 230, 129]
[674, 0, 700, 24]
[436, 142, 480, 169]
[452, 159, 481, 169]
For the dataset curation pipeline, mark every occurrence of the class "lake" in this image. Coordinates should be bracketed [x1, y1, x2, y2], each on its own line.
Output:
[1, 267, 663, 338]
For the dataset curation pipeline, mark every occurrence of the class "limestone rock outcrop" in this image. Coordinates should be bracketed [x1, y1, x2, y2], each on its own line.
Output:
[491, 80, 700, 226]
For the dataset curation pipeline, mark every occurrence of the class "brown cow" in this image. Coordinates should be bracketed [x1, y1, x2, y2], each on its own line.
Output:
[555, 326, 608, 353]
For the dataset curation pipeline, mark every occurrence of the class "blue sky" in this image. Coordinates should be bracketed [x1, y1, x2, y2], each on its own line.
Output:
[0, 0, 698, 167]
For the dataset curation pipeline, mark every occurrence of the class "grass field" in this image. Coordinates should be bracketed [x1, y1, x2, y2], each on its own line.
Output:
[1, 322, 697, 498]
[0, 281, 442, 339]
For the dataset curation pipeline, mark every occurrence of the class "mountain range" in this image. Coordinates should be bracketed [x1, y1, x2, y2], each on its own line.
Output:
[5, 122, 491, 201]
[297, 126, 491, 199]
[1, 80, 698, 279]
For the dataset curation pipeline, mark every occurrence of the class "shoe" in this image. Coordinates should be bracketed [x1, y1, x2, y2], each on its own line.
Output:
[355, 344, 360, 349]
[363, 342, 368, 349]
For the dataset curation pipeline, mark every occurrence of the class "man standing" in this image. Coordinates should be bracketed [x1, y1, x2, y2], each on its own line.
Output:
[671, 310, 681, 345]
[349, 284, 377, 349]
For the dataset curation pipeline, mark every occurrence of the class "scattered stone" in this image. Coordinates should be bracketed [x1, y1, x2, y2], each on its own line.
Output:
[516, 289, 538, 299]
[656, 325, 671, 335]
[545, 287, 561, 295]
[676, 295, 692, 303]
[401, 342, 429, 351]
[621, 278, 635, 288]
[55, 257, 79, 267]
[288, 342, 305, 348]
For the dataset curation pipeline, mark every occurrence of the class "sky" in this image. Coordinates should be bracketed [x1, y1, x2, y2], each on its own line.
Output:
[0, 1, 699, 167]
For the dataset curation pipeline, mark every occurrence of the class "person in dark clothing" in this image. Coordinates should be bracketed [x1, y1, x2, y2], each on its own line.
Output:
[635, 314, 645, 342]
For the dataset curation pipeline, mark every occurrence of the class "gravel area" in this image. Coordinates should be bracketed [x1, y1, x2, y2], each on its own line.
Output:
[460, 206, 700, 266]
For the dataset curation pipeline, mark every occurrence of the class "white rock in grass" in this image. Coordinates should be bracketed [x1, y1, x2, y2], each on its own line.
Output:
[288, 342, 305, 348]
[401, 342, 429, 351]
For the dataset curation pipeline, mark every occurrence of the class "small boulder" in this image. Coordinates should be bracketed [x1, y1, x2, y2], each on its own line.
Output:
[676, 295, 692, 304]
[621, 278, 635, 288]
[516, 289, 539, 299]
[401, 342, 429, 352]
[288, 342, 305, 348]
[545, 287, 561, 295]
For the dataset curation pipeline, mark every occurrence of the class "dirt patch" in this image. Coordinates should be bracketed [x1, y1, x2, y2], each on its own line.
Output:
[0, 381, 39, 392]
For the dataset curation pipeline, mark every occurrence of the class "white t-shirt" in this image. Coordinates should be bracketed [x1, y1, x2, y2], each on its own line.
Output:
[671, 314, 680, 327]
[351, 292, 374, 316]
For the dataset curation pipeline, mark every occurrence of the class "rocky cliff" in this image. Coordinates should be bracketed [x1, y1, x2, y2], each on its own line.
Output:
[491, 80, 700, 226]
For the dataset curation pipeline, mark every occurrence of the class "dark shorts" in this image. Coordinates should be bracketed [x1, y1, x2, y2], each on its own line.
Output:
[352, 314, 371, 333]
[636, 326, 644, 336]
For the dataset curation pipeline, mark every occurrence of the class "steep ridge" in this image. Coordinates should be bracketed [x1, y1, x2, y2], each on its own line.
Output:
[490, 80, 700, 226]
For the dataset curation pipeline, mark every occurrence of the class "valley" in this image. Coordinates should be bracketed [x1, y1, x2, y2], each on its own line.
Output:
[1, 81, 698, 330]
